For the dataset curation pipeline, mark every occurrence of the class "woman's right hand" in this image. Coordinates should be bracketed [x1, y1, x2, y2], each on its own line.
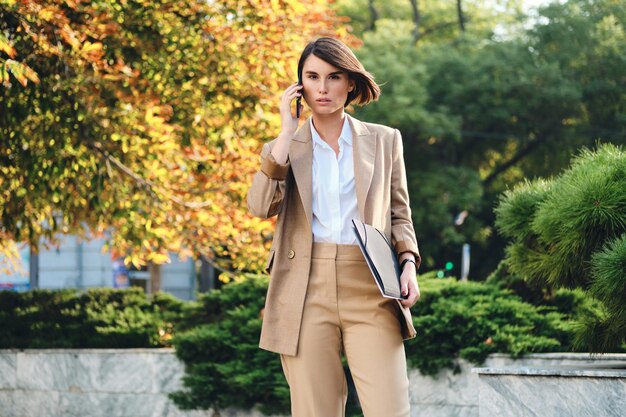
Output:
[270, 83, 303, 165]
[279, 83, 303, 136]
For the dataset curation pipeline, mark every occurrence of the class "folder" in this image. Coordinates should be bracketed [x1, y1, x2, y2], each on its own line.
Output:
[352, 219, 407, 300]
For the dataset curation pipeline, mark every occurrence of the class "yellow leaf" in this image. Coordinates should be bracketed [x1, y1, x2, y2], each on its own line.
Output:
[0, 33, 17, 58]
[5, 59, 40, 87]
[148, 252, 170, 264]
[152, 227, 169, 238]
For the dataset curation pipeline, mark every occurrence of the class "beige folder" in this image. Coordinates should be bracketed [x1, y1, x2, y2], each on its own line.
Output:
[352, 219, 406, 300]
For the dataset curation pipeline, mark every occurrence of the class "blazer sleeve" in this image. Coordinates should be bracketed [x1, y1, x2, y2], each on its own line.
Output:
[247, 141, 290, 219]
[390, 128, 422, 266]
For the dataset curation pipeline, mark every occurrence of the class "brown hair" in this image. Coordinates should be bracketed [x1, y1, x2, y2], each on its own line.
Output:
[297, 37, 380, 107]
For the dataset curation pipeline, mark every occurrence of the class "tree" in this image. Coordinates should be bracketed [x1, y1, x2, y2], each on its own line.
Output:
[345, 0, 625, 277]
[0, 0, 351, 272]
[333, 0, 525, 40]
[495, 144, 626, 352]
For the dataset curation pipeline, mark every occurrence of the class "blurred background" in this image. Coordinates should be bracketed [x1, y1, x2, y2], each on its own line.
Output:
[2, 0, 624, 293]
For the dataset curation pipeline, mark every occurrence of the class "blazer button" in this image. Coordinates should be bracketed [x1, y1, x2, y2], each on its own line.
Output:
[287, 249, 295, 259]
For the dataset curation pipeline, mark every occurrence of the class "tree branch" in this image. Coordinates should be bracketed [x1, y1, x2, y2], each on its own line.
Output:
[91, 142, 216, 209]
[482, 137, 548, 187]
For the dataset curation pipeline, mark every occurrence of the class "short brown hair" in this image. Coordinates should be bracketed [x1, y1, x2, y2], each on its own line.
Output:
[297, 37, 380, 107]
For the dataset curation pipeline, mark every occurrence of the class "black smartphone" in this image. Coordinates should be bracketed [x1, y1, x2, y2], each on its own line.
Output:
[296, 77, 302, 118]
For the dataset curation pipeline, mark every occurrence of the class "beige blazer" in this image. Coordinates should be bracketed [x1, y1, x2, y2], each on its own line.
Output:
[247, 115, 420, 356]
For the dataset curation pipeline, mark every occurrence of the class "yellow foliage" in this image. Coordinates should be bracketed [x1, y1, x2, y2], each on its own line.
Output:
[1, 0, 352, 273]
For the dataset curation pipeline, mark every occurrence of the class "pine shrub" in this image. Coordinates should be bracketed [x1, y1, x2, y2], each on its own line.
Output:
[495, 143, 626, 352]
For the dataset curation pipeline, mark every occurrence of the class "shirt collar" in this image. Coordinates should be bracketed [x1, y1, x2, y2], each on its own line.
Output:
[310, 117, 353, 150]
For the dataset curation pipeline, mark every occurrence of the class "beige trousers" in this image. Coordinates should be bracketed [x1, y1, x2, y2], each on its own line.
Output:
[280, 243, 410, 417]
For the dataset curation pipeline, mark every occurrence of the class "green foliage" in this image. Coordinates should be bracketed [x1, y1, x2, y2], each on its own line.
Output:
[495, 144, 626, 352]
[170, 275, 290, 415]
[345, 0, 626, 278]
[406, 275, 573, 376]
[0, 287, 183, 348]
[333, 0, 524, 40]
[171, 273, 579, 413]
[487, 260, 604, 328]
[582, 234, 626, 352]
[497, 144, 626, 289]
[495, 179, 552, 243]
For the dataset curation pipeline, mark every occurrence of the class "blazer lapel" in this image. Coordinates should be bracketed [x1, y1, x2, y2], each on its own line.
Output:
[289, 120, 313, 227]
[349, 115, 376, 222]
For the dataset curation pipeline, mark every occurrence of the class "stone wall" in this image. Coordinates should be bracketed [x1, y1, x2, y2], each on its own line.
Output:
[0, 349, 623, 417]
[473, 355, 626, 417]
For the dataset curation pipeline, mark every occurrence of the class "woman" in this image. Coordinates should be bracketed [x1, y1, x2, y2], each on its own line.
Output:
[247, 37, 421, 417]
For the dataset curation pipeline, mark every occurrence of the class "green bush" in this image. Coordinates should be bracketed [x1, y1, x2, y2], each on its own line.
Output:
[406, 274, 574, 376]
[0, 287, 183, 348]
[171, 272, 578, 414]
[170, 275, 290, 416]
[486, 260, 603, 324]
[495, 144, 626, 352]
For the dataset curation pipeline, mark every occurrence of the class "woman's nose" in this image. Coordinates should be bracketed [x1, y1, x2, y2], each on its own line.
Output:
[318, 80, 327, 93]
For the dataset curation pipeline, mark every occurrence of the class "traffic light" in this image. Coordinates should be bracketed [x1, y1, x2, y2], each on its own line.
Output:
[436, 262, 455, 278]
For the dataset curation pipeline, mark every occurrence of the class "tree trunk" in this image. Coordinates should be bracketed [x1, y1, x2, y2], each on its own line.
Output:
[367, 0, 379, 31]
[409, 0, 421, 42]
[457, 0, 466, 32]
[199, 255, 216, 292]
[29, 245, 39, 290]
[149, 262, 161, 293]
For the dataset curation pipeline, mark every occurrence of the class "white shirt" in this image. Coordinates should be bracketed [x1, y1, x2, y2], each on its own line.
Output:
[311, 117, 360, 244]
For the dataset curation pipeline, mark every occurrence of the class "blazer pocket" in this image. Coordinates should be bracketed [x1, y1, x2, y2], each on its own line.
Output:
[265, 249, 275, 274]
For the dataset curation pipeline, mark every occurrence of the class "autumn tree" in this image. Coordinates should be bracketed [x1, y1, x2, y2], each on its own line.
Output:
[0, 0, 351, 273]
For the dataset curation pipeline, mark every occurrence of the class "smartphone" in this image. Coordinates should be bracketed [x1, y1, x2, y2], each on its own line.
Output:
[295, 77, 302, 118]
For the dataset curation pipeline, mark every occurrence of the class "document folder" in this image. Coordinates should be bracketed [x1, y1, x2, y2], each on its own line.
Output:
[352, 219, 406, 300]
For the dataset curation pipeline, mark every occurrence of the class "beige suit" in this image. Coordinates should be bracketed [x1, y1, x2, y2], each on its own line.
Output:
[247, 115, 419, 357]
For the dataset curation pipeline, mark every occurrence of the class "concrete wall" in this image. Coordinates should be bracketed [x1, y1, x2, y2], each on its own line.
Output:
[0, 350, 624, 417]
[473, 354, 626, 417]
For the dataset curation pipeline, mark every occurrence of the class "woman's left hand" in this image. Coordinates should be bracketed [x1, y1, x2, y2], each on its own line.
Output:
[399, 261, 420, 308]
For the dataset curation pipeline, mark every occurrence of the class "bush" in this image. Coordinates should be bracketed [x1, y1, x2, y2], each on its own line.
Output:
[406, 274, 574, 376]
[171, 272, 578, 414]
[0, 287, 183, 348]
[486, 260, 603, 324]
[170, 275, 290, 416]
[495, 144, 626, 352]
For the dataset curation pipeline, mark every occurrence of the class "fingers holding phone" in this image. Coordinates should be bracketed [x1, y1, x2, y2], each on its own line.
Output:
[295, 81, 303, 118]
[279, 83, 303, 135]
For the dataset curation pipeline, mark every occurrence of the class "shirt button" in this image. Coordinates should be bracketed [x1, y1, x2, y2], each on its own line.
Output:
[288, 249, 295, 259]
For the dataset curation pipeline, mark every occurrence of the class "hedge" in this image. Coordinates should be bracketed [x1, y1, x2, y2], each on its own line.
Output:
[169, 273, 579, 415]
[0, 274, 585, 415]
[0, 287, 183, 348]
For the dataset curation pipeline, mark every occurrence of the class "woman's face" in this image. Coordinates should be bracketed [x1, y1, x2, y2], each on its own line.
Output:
[301, 54, 354, 117]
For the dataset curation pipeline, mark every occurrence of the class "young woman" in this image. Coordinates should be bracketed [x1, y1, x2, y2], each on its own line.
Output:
[247, 37, 421, 417]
